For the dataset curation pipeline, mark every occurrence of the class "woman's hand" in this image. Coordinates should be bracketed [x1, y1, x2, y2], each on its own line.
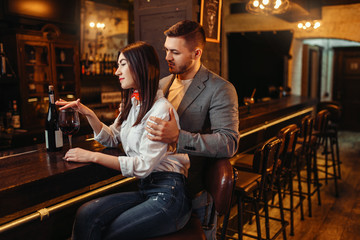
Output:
[56, 99, 91, 116]
[63, 147, 96, 163]
[63, 148, 121, 171]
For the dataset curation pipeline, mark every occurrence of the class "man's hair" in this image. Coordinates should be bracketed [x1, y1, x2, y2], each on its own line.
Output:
[118, 41, 160, 127]
[164, 20, 206, 50]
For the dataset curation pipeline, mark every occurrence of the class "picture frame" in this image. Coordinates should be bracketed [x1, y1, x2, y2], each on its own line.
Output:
[200, 0, 222, 43]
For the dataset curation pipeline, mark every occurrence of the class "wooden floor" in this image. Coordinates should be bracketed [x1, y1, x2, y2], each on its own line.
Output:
[225, 131, 360, 240]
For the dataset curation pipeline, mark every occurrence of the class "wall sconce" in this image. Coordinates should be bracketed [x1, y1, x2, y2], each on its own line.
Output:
[246, 0, 290, 15]
[88, 22, 106, 54]
[89, 22, 106, 29]
[297, 21, 321, 31]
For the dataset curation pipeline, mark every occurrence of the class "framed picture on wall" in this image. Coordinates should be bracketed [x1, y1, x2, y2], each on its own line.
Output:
[200, 0, 222, 43]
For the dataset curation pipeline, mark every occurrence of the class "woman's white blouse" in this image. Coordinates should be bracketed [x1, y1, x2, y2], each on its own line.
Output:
[94, 90, 190, 178]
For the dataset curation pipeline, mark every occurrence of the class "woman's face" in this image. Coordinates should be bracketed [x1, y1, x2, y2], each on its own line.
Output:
[115, 53, 137, 90]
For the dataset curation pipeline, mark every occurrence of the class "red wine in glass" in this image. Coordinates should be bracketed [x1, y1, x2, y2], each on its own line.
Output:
[59, 108, 80, 149]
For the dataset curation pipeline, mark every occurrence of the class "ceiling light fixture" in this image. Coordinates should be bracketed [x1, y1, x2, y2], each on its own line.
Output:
[246, 0, 290, 15]
[297, 21, 321, 31]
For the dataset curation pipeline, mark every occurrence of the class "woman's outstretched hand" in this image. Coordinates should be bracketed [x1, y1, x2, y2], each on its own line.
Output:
[56, 99, 91, 116]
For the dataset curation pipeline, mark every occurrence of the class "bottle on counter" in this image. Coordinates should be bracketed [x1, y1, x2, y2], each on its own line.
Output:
[45, 85, 63, 151]
[95, 53, 100, 75]
[5, 101, 13, 130]
[81, 53, 86, 75]
[11, 100, 21, 129]
[88, 51, 95, 76]
[0, 43, 6, 78]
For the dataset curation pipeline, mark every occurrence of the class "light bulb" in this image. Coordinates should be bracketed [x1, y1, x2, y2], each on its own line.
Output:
[274, 0, 282, 9]
[89, 22, 95, 28]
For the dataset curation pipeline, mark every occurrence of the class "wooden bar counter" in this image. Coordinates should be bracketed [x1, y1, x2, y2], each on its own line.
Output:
[0, 135, 136, 240]
[237, 95, 317, 153]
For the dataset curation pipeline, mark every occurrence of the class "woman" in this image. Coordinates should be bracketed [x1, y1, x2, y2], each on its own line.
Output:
[56, 42, 191, 240]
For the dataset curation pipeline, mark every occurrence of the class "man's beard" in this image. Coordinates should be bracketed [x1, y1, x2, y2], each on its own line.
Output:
[168, 61, 192, 75]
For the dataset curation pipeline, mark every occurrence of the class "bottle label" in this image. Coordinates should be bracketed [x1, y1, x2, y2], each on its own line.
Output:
[55, 129, 63, 148]
[50, 94, 55, 104]
[45, 129, 63, 149]
[12, 115, 21, 128]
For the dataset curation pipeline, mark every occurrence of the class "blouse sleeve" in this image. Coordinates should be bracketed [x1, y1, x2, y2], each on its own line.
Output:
[94, 114, 122, 148]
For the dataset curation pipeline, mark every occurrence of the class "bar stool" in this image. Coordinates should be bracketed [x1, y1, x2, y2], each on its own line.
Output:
[275, 124, 303, 236]
[232, 137, 287, 240]
[147, 158, 235, 240]
[317, 102, 342, 178]
[294, 115, 321, 218]
[314, 109, 340, 197]
[323, 104, 342, 180]
[317, 103, 342, 181]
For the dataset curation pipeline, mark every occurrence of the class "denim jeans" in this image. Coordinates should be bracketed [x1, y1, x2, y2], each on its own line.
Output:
[192, 191, 217, 240]
[72, 172, 192, 240]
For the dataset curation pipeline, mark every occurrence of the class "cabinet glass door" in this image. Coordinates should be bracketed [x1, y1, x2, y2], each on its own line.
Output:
[24, 43, 51, 96]
[54, 45, 77, 100]
[22, 42, 51, 128]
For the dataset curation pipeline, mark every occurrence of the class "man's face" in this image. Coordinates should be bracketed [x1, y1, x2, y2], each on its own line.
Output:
[164, 37, 196, 76]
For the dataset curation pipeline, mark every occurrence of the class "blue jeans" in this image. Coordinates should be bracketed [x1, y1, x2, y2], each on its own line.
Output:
[72, 172, 192, 240]
[192, 191, 217, 240]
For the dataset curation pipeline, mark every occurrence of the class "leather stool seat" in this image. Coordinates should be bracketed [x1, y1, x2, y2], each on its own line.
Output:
[148, 214, 205, 240]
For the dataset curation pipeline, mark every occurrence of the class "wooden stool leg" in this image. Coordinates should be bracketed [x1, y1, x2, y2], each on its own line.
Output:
[330, 140, 339, 197]
[296, 156, 305, 221]
[306, 153, 312, 217]
[277, 181, 287, 240]
[313, 150, 321, 206]
[253, 200, 262, 240]
[237, 195, 244, 240]
[334, 132, 341, 179]
[289, 171, 294, 236]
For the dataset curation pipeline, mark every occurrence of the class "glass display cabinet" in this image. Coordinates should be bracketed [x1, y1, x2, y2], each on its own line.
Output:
[4, 30, 80, 130]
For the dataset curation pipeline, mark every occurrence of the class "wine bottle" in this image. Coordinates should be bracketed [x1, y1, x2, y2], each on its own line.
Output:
[45, 85, 63, 151]
[0, 43, 6, 78]
[11, 100, 21, 129]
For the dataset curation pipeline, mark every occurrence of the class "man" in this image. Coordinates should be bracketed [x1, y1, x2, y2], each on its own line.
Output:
[146, 20, 240, 239]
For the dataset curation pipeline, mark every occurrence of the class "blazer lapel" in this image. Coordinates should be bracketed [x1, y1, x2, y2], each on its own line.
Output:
[177, 65, 209, 117]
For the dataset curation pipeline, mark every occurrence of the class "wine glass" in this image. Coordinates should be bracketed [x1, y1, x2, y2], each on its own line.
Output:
[58, 108, 80, 149]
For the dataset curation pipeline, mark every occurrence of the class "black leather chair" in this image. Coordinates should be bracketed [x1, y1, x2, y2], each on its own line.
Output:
[147, 158, 235, 240]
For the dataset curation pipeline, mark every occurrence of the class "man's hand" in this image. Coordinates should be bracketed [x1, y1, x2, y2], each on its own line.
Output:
[146, 108, 179, 144]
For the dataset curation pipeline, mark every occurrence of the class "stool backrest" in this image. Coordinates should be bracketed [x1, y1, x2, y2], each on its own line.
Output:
[205, 158, 235, 215]
[252, 137, 282, 200]
[277, 124, 300, 169]
[315, 110, 330, 134]
[262, 137, 282, 194]
[299, 115, 314, 153]
[318, 101, 342, 124]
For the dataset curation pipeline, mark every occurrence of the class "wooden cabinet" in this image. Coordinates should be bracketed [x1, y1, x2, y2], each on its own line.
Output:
[1, 29, 80, 130]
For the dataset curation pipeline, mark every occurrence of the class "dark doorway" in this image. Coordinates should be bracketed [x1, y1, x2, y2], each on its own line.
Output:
[301, 44, 323, 99]
[227, 30, 293, 105]
[333, 47, 360, 131]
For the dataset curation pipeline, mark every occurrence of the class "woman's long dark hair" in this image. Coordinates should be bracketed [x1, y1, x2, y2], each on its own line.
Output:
[117, 41, 160, 127]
